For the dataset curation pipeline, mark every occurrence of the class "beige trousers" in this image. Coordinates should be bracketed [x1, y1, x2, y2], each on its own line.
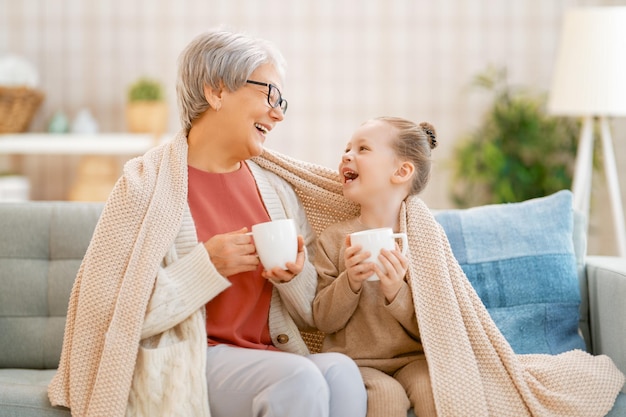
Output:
[360, 357, 436, 417]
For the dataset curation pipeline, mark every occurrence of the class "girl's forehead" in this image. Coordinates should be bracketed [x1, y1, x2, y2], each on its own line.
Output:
[352, 120, 394, 140]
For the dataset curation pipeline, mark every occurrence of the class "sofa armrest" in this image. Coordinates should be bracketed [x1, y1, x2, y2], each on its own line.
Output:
[586, 255, 626, 391]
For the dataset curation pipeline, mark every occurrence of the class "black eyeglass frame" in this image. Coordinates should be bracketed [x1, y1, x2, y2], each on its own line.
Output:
[245, 80, 288, 114]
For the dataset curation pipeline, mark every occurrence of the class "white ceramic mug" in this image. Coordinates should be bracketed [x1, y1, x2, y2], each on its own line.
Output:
[246, 219, 298, 270]
[349, 227, 408, 281]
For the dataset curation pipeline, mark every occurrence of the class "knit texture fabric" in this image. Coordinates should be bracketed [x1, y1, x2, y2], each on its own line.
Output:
[48, 133, 191, 417]
[253, 149, 625, 417]
[47, 130, 624, 417]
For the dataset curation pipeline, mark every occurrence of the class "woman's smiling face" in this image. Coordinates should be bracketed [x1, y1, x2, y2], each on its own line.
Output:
[219, 63, 286, 160]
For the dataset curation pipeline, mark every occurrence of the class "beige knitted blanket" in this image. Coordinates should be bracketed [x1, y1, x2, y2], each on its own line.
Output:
[253, 149, 625, 417]
[49, 134, 190, 416]
[48, 130, 623, 417]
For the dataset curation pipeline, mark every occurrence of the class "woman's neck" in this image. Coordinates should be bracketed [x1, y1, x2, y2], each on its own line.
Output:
[187, 124, 241, 173]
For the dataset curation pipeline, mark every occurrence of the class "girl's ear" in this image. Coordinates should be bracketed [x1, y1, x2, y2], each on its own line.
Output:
[391, 161, 415, 185]
[203, 84, 223, 111]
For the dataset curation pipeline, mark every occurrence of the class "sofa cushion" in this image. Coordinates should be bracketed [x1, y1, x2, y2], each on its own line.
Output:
[434, 190, 586, 354]
[0, 369, 70, 416]
[0, 202, 102, 369]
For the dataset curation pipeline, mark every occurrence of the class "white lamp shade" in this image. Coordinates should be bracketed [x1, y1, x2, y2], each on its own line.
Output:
[548, 7, 626, 116]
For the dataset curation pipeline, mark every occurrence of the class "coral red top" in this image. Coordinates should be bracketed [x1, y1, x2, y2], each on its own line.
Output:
[187, 162, 277, 350]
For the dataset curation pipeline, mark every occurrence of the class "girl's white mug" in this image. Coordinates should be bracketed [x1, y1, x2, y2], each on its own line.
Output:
[246, 219, 298, 270]
[349, 227, 408, 281]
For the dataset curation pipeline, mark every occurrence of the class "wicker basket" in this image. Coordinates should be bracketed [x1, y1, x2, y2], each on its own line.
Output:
[0, 86, 44, 133]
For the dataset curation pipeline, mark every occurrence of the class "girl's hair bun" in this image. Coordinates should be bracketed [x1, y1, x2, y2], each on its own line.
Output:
[419, 122, 437, 149]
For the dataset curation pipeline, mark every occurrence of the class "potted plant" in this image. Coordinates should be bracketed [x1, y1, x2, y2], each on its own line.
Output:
[126, 77, 167, 135]
[449, 67, 582, 207]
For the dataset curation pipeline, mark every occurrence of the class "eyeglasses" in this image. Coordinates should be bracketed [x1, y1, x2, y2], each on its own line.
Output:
[245, 80, 288, 114]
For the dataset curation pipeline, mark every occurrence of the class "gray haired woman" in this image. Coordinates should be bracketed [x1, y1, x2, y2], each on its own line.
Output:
[48, 29, 367, 417]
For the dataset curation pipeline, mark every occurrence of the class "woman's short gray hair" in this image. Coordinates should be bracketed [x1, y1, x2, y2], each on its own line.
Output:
[176, 29, 287, 132]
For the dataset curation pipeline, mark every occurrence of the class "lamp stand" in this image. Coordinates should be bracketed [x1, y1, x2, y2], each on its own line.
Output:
[571, 116, 626, 257]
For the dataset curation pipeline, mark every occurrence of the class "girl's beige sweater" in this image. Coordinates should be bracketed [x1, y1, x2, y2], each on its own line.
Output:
[313, 217, 424, 375]
[49, 130, 624, 417]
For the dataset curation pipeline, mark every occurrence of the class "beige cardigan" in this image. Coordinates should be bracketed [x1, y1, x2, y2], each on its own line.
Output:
[50, 130, 624, 417]
[48, 131, 318, 417]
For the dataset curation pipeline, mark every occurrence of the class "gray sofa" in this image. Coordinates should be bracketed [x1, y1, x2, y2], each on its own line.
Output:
[1, 200, 625, 417]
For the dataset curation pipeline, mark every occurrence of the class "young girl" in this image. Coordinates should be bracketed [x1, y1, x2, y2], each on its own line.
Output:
[313, 116, 438, 417]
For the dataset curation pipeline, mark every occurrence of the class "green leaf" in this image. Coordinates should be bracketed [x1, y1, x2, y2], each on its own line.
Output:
[128, 78, 164, 101]
[450, 66, 580, 207]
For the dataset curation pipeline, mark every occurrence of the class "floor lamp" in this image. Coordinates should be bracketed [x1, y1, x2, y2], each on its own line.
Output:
[548, 7, 626, 257]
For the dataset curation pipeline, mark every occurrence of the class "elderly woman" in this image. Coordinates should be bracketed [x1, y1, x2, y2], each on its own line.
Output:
[48, 30, 367, 417]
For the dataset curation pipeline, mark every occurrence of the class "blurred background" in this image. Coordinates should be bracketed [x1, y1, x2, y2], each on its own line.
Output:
[1, 0, 625, 255]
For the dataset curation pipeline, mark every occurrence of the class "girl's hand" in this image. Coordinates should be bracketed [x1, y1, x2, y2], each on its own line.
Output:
[344, 235, 375, 292]
[374, 244, 409, 302]
[204, 227, 259, 277]
[263, 235, 306, 283]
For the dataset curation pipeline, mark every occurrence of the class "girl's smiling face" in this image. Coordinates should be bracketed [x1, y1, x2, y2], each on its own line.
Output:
[339, 119, 401, 205]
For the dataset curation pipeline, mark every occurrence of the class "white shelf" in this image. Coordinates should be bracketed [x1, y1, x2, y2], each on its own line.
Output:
[0, 133, 162, 155]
